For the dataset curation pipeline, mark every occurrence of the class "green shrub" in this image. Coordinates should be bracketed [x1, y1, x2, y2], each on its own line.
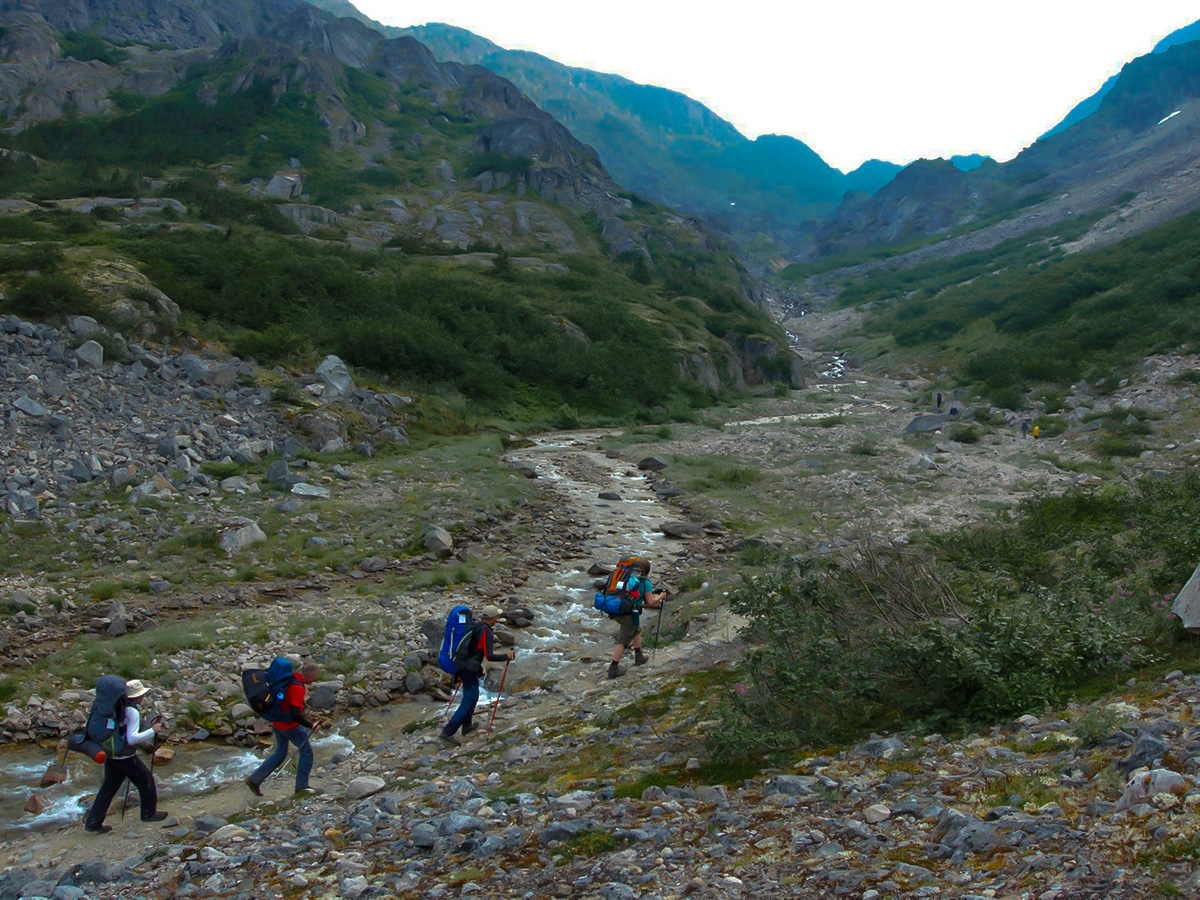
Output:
[1094, 436, 1147, 458]
[0, 242, 62, 274]
[70, 330, 129, 362]
[7, 274, 99, 318]
[59, 31, 130, 66]
[710, 529, 1163, 762]
[947, 424, 981, 444]
[711, 465, 760, 487]
[462, 152, 531, 179]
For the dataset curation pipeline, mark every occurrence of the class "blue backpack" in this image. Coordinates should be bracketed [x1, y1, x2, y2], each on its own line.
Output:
[241, 657, 298, 721]
[438, 605, 474, 675]
[593, 556, 645, 616]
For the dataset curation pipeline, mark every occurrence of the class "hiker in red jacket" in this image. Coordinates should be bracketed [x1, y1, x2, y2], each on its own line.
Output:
[441, 605, 514, 746]
[245, 661, 321, 796]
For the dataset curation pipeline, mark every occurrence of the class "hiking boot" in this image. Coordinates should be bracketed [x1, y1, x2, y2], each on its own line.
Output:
[634, 650, 649, 667]
[607, 661, 624, 679]
[439, 731, 461, 747]
[462, 723, 478, 736]
[293, 787, 321, 798]
[84, 824, 112, 835]
[141, 811, 169, 823]
[244, 776, 262, 797]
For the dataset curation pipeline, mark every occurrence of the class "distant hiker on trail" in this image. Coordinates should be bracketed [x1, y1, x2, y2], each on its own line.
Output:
[245, 661, 321, 797]
[607, 560, 666, 680]
[1033, 424, 1040, 439]
[1020, 420, 1030, 440]
[83, 678, 167, 834]
[935, 391, 943, 410]
[441, 604, 514, 747]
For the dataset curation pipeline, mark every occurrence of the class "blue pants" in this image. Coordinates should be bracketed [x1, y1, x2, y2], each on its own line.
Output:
[249, 726, 313, 790]
[445, 671, 479, 736]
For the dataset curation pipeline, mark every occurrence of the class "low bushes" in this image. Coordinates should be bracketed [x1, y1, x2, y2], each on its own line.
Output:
[710, 473, 1200, 762]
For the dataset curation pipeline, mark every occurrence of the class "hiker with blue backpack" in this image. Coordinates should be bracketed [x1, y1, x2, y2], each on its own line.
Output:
[595, 558, 665, 680]
[243, 659, 322, 797]
[82, 677, 167, 834]
[440, 604, 514, 747]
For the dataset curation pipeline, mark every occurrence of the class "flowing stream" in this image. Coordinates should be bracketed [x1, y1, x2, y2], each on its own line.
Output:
[2, 429, 681, 835]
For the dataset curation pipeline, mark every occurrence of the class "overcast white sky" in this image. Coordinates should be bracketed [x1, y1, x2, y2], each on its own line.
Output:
[352, 1, 1199, 172]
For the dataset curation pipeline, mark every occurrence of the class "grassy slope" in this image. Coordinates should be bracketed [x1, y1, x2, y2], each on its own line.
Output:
[805, 206, 1200, 405]
[0, 47, 786, 422]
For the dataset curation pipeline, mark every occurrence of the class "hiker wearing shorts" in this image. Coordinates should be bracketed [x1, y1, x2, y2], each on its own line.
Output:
[245, 661, 321, 796]
[608, 561, 665, 679]
[441, 604, 514, 747]
[84, 679, 166, 834]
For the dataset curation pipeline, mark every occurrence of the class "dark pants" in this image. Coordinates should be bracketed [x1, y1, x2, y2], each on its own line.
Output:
[85, 754, 156, 828]
[445, 670, 480, 736]
[249, 726, 313, 791]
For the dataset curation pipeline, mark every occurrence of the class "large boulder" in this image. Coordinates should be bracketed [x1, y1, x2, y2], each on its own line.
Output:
[422, 525, 453, 556]
[294, 411, 347, 449]
[1172, 558, 1200, 632]
[217, 520, 267, 557]
[315, 355, 354, 399]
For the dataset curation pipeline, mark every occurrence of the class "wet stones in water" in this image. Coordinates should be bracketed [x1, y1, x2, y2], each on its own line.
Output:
[598, 491, 622, 501]
[587, 562, 612, 576]
[514, 465, 538, 478]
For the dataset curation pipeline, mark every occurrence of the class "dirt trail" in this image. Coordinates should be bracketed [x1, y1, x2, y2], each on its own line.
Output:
[0, 428, 743, 868]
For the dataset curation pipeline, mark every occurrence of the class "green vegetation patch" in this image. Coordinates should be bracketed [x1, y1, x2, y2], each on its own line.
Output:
[708, 469, 1200, 763]
[837, 207, 1200, 405]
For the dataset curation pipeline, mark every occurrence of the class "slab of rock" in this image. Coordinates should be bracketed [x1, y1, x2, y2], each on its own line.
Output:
[218, 521, 267, 556]
[422, 525, 453, 556]
[345, 776, 386, 801]
[638, 456, 669, 471]
[74, 340, 104, 370]
[315, 355, 354, 399]
[659, 521, 703, 538]
[292, 483, 331, 500]
[1117, 768, 1190, 810]
[308, 683, 338, 710]
[13, 396, 50, 418]
[1172, 558, 1200, 632]
[598, 491, 622, 501]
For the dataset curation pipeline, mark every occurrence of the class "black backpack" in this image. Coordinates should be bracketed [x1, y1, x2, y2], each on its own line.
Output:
[241, 657, 298, 721]
[67, 675, 128, 763]
[452, 623, 485, 675]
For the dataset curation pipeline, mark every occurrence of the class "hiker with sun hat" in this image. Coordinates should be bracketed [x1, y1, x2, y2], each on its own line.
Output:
[83, 678, 167, 834]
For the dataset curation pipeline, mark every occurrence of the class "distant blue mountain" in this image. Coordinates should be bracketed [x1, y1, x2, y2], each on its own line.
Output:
[1041, 18, 1200, 139]
[950, 154, 993, 172]
[843, 159, 904, 195]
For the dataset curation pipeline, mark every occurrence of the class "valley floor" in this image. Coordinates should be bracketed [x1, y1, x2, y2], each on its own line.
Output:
[3, 319, 1200, 898]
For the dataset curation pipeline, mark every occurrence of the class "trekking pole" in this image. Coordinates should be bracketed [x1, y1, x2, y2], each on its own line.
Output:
[120, 776, 132, 820]
[486, 662, 509, 741]
[651, 595, 666, 663]
[445, 679, 460, 718]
